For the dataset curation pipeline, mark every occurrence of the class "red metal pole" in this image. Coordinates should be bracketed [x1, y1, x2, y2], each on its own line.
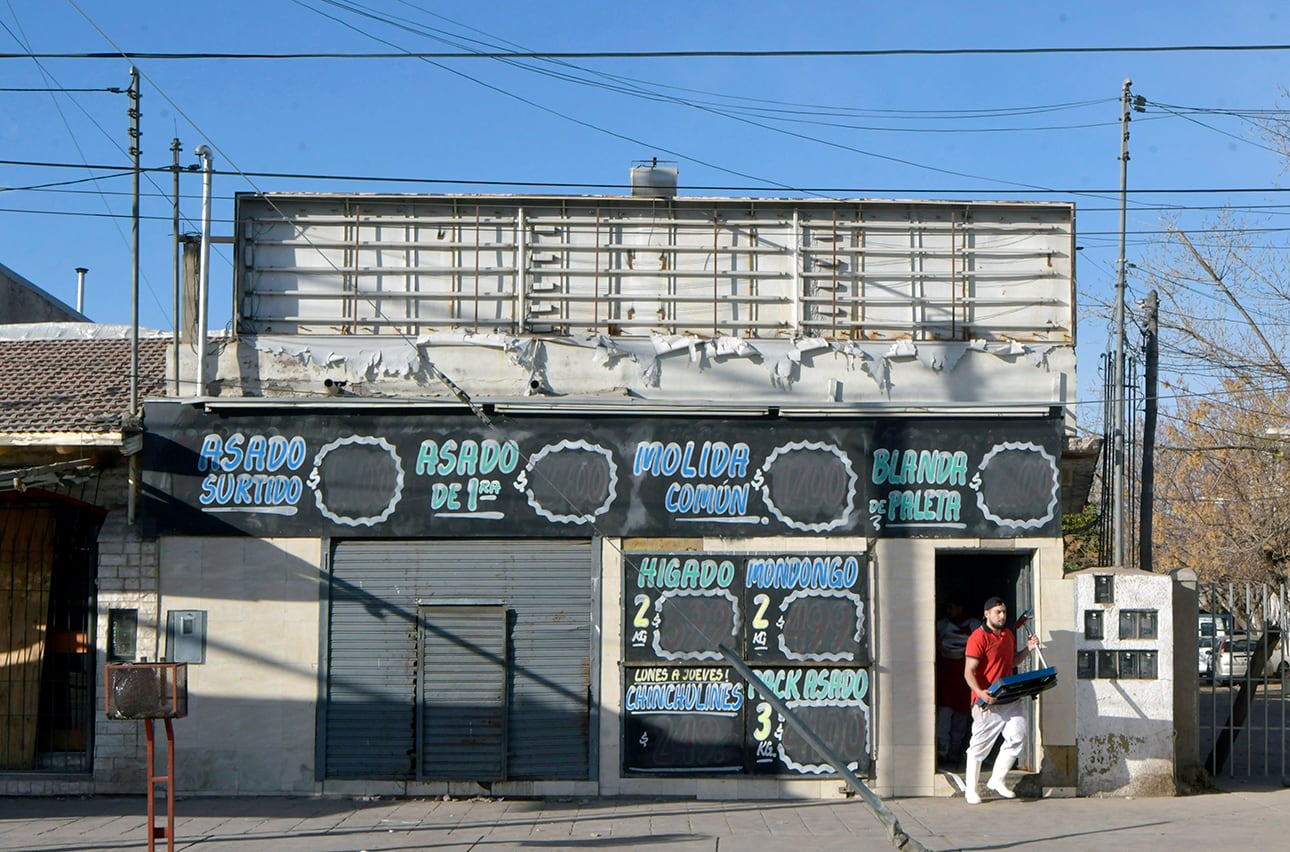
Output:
[144, 719, 156, 852]
[144, 718, 176, 852]
[164, 718, 175, 852]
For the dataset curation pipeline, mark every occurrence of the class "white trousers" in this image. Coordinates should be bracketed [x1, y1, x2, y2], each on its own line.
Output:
[966, 700, 1027, 765]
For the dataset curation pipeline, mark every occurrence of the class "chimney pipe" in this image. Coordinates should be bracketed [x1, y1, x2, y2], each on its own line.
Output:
[195, 144, 213, 397]
[75, 267, 88, 315]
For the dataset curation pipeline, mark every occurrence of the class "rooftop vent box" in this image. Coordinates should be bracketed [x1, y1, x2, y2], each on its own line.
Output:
[630, 160, 678, 198]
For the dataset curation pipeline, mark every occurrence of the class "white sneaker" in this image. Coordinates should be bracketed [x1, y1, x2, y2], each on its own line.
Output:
[965, 788, 982, 805]
[986, 777, 1016, 799]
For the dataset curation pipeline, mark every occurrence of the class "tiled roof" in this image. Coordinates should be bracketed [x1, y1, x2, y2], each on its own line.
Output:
[0, 337, 168, 436]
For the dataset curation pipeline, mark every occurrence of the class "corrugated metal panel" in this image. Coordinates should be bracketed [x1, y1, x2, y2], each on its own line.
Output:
[326, 540, 593, 781]
[419, 606, 507, 780]
[324, 560, 419, 778]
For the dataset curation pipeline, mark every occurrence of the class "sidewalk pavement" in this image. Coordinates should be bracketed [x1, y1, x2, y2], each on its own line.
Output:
[3, 783, 1289, 852]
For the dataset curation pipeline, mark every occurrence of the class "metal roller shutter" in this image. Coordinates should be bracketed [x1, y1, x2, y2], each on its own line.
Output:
[325, 539, 594, 781]
[419, 605, 507, 780]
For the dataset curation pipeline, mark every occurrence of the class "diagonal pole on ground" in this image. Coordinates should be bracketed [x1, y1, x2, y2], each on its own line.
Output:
[720, 644, 930, 852]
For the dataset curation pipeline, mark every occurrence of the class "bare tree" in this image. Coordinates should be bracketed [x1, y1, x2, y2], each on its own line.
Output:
[1138, 214, 1290, 581]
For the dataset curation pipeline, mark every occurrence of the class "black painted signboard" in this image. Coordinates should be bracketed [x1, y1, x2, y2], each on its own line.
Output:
[142, 402, 1063, 540]
[624, 553, 868, 665]
[622, 666, 747, 773]
[746, 667, 871, 776]
[622, 551, 870, 777]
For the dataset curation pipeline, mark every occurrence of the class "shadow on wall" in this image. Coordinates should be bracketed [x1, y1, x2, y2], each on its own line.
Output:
[102, 689, 599, 795]
[143, 543, 596, 794]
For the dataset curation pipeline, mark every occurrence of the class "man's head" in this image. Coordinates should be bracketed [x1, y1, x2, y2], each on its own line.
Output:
[982, 596, 1009, 629]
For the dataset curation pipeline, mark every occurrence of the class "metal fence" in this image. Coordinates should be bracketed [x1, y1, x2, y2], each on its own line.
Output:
[1197, 581, 1289, 784]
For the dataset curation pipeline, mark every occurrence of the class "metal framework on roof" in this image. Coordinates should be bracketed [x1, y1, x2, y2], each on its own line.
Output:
[235, 194, 1075, 343]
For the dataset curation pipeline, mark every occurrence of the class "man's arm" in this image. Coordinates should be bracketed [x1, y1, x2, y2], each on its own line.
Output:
[1013, 633, 1040, 666]
[964, 655, 993, 705]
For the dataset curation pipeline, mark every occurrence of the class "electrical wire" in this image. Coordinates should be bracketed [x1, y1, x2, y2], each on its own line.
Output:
[8, 155, 1290, 197]
[3, 171, 135, 192]
[7, 5, 1279, 433]
[292, 0, 1114, 198]
[1147, 99, 1285, 157]
[318, 0, 1126, 135]
[287, 0, 820, 197]
[5, 44, 1290, 60]
[0, 7, 188, 325]
[0, 85, 122, 92]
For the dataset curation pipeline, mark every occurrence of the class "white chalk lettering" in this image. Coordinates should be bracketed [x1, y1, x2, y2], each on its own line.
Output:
[198, 433, 307, 473]
[624, 681, 745, 712]
[633, 440, 751, 479]
[745, 555, 860, 590]
[636, 557, 736, 589]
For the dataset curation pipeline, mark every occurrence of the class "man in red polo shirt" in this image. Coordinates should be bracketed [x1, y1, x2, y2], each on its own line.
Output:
[962, 596, 1039, 804]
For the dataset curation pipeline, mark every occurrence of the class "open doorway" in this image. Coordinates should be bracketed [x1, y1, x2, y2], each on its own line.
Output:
[934, 550, 1034, 772]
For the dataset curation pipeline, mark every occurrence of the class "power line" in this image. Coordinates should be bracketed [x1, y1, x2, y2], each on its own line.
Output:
[298, 1, 1128, 144]
[3, 172, 134, 192]
[5, 44, 1290, 60]
[0, 205, 195, 223]
[286, 0, 823, 196]
[34, 180, 1290, 223]
[1147, 100, 1285, 157]
[22, 184, 1290, 217]
[0, 85, 123, 92]
[6, 156, 1290, 197]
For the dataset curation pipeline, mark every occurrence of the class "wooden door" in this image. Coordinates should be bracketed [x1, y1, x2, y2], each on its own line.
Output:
[0, 507, 56, 769]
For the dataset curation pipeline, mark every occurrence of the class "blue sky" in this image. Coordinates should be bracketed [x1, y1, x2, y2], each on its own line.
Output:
[2, 1, 1289, 417]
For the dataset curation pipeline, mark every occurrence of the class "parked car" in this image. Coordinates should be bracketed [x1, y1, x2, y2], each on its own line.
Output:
[1199, 636, 1217, 680]
[1198, 612, 1234, 681]
[1212, 633, 1289, 682]
[1199, 612, 1235, 641]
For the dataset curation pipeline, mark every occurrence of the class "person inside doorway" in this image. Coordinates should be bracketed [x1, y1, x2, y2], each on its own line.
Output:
[962, 595, 1039, 804]
[935, 598, 979, 767]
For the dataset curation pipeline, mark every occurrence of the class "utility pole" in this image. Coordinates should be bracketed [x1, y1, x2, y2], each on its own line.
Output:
[127, 68, 141, 527]
[128, 67, 141, 415]
[1113, 79, 1145, 567]
[1140, 290, 1158, 572]
[171, 137, 182, 397]
[1112, 79, 1132, 568]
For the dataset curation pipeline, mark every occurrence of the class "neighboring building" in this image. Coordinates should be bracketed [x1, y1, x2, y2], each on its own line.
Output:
[11, 187, 1092, 799]
[0, 262, 87, 324]
[0, 322, 167, 790]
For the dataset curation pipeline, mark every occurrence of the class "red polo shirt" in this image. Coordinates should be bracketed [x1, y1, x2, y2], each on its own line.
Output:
[965, 624, 1016, 696]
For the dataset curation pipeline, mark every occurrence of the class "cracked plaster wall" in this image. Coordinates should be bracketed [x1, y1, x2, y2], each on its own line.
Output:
[197, 332, 1075, 408]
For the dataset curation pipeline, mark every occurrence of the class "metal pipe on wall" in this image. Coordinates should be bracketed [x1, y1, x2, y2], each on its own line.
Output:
[194, 144, 213, 397]
[75, 267, 87, 315]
